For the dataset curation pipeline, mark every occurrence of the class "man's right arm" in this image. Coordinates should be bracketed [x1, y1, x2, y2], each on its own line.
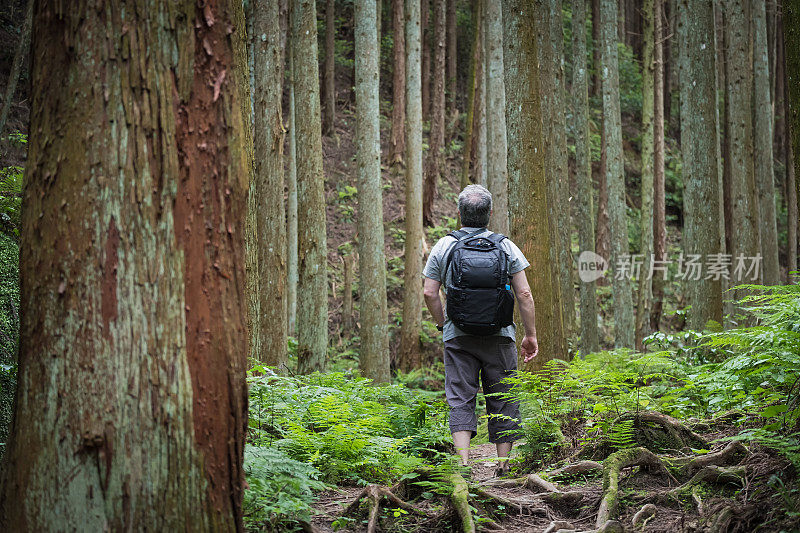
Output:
[423, 277, 446, 328]
[510, 270, 539, 362]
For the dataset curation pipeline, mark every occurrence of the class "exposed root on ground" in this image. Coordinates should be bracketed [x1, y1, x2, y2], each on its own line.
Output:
[617, 411, 709, 450]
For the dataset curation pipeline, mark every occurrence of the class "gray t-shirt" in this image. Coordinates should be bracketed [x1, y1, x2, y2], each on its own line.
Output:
[423, 227, 530, 341]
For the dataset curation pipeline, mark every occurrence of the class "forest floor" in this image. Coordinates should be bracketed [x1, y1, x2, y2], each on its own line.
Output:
[306, 427, 795, 533]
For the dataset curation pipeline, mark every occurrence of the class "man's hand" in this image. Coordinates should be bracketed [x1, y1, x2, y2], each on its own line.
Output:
[521, 335, 539, 362]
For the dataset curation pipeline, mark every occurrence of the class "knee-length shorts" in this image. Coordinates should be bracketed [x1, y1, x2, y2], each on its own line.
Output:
[443, 335, 523, 443]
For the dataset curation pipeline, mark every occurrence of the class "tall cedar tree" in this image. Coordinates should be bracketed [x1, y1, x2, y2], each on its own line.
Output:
[287, 32, 299, 336]
[399, 0, 425, 370]
[786, 0, 800, 266]
[485, 0, 509, 235]
[422, 0, 431, 117]
[293, 0, 329, 372]
[249, 0, 287, 366]
[323, 0, 336, 135]
[679, 0, 724, 330]
[355, 0, 391, 382]
[536, 0, 574, 340]
[447, 0, 458, 129]
[783, 15, 799, 278]
[0, 1, 250, 528]
[390, 0, 406, 165]
[754, 0, 780, 284]
[572, 0, 600, 356]
[636, 0, 655, 350]
[423, 0, 447, 226]
[725, 0, 762, 292]
[600, 0, 635, 348]
[503, 0, 568, 370]
[651, 0, 668, 330]
[461, 0, 483, 189]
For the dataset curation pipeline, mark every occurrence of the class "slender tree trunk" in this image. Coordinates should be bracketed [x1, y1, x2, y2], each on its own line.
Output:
[786, 0, 800, 274]
[651, 0, 667, 331]
[503, 0, 568, 369]
[784, 13, 798, 279]
[618, 0, 626, 41]
[726, 0, 762, 291]
[753, 0, 780, 285]
[422, 0, 431, 118]
[679, 0, 724, 330]
[600, 0, 634, 348]
[536, 0, 574, 342]
[293, 0, 329, 373]
[288, 42, 299, 336]
[447, 0, 458, 132]
[399, 0, 424, 370]
[0, 0, 250, 528]
[323, 0, 336, 135]
[461, 0, 483, 189]
[636, 0, 655, 350]
[591, 0, 602, 96]
[423, 0, 446, 226]
[573, 0, 600, 356]
[596, 130, 611, 266]
[390, 0, 406, 165]
[721, 7, 735, 265]
[476, 28, 488, 187]
[663, 0, 673, 133]
[250, 0, 288, 367]
[354, 0, 390, 383]
[485, 0, 509, 235]
[0, 0, 32, 138]
[342, 253, 354, 333]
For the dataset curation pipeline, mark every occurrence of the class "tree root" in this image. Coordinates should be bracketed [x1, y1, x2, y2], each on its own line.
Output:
[666, 465, 747, 498]
[447, 472, 476, 533]
[617, 411, 709, 450]
[665, 441, 748, 477]
[482, 473, 585, 508]
[341, 483, 428, 533]
[631, 503, 657, 528]
[596, 447, 677, 527]
[547, 460, 603, 478]
[542, 519, 624, 533]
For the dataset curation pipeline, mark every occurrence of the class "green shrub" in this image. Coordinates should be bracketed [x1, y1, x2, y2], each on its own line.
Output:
[0, 233, 19, 456]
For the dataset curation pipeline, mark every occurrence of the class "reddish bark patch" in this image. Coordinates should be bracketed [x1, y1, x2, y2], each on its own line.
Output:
[102, 217, 119, 339]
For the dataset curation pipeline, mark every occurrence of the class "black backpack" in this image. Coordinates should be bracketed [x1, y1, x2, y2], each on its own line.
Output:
[443, 229, 515, 335]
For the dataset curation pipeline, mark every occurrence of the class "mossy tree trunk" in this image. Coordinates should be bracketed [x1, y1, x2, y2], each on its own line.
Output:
[423, 0, 446, 226]
[390, 0, 406, 165]
[460, 0, 483, 189]
[679, 0, 724, 330]
[293, 0, 329, 373]
[422, 0, 431, 118]
[0, 0, 250, 528]
[572, 0, 600, 356]
[787, 0, 800, 270]
[323, 0, 336, 135]
[446, 0, 458, 132]
[503, 0, 568, 369]
[600, 0, 634, 348]
[287, 35, 299, 336]
[725, 0, 762, 290]
[399, 0, 424, 371]
[485, 0, 509, 235]
[753, 0, 780, 285]
[355, 0, 390, 383]
[250, 0, 287, 367]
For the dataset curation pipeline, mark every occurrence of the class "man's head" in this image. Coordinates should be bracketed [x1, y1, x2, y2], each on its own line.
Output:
[458, 184, 492, 228]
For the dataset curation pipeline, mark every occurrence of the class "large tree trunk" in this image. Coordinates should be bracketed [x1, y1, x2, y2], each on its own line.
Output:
[536, 0, 574, 342]
[250, 0, 287, 366]
[0, 1, 250, 528]
[572, 0, 600, 356]
[423, 0, 446, 226]
[679, 0, 724, 330]
[390, 0, 406, 165]
[651, 0, 667, 331]
[636, 0, 655, 350]
[476, 30, 488, 187]
[399, 0, 425, 371]
[355, 0, 390, 383]
[323, 0, 336, 135]
[503, 0, 568, 370]
[422, 0, 431, 118]
[787, 0, 800, 272]
[485, 0, 509, 235]
[600, 0, 634, 348]
[446, 0, 458, 133]
[591, 0, 602, 96]
[460, 0, 483, 189]
[293, 0, 329, 373]
[288, 43, 299, 337]
[0, 0, 32, 138]
[753, 0, 780, 285]
[725, 0, 762, 291]
[784, 14, 798, 279]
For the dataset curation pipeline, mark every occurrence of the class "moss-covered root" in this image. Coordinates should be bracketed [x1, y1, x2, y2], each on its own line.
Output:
[631, 503, 658, 528]
[596, 447, 673, 527]
[546, 460, 603, 478]
[341, 483, 427, 533]
[482, 473, 585, 506]
[448, 472, 476, 533]
[620, 411, 709, 449]
[667, 465, 747, 498]
[669, 441, 748, 477]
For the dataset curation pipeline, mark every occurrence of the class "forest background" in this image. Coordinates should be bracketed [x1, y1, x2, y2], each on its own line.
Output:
[0, 0, 799, 531]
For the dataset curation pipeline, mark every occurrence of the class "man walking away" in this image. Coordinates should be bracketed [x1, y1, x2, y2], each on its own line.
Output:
[423, 184, 539, 477]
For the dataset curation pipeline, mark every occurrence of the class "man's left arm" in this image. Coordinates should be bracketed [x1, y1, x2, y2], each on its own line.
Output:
[423, 277, 446, 328]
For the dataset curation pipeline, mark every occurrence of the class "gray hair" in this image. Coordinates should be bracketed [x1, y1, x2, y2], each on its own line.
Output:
[458, 184, 492, 228]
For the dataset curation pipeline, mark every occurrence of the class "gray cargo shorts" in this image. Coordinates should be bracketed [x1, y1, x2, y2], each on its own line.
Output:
[443, 335, 523, 443]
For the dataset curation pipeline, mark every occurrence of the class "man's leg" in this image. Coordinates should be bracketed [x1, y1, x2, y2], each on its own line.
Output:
[496, 442, 512, 473]
[444, 338, 482, 466]
[480, 337, 523, 474]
